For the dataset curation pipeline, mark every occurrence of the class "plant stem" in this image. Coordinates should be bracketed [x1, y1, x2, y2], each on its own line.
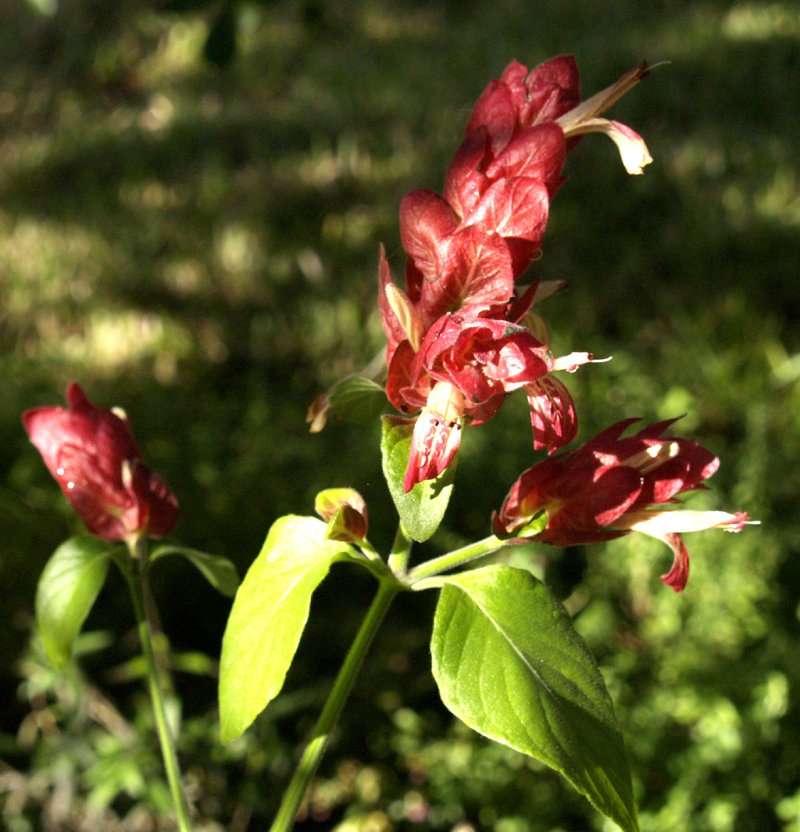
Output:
[268, 577, 400, 832]
[126, 537, 193, 832]
[408, 534, 505, 583]
[387, 521, 412, 576]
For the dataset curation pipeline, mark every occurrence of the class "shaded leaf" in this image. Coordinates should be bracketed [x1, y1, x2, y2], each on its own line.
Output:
[149, 545, 240, 598]
[35, 536, 116, 668]
[329, 376, 387, 426]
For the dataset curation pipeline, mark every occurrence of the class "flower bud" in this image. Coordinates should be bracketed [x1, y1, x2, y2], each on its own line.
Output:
[23, 383, 178, 542]
[493, 418, 747, 591]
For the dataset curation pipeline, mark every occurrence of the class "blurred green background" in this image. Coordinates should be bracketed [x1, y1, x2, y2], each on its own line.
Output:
[1, 0, 799, 830]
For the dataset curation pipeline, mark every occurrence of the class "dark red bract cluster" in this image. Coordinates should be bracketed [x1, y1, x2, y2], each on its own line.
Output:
[379, 56, 630, 491]
[23, 383, 178, 542]
[492, 419, 748, 591]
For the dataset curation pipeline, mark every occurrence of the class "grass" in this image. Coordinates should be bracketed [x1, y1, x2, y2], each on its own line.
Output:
[1, 0, 799, 829]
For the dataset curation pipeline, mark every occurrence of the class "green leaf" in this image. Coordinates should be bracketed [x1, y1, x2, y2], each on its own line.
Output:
[149, 545, 240, 598]
[380, 415, 456, 542]
[35, 536, 115, 668]
[329, 376, 387, 426]
[218, 515, 360, 743]
[431, 565, 640, 832]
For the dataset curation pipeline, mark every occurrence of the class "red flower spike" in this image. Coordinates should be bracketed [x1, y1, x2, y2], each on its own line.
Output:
[411, 308, 551, 405]
[424, 226, 515, 318]
[493, 419, 747, 591]
[377, 245, 409, 365]
[22, 383, 178, 542]
[519, 56, 581, 125]
[399, 190, 459, 285]
[464, 177, 551, 268]
[443, 127, 489, 219]
[371, 56, 654, 488]
[464, 79, 518, 157]
[482, 124, 566, 193]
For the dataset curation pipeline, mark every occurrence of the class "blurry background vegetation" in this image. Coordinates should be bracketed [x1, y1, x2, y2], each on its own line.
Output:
[1, 0, 799, 830]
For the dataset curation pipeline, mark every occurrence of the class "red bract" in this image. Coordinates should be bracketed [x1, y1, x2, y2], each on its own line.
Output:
[492, 418, 748, 591]
[376, 56, 652, 491]
[22, 383, 178, 542]
[385, 296, 594, 492]
[383, 56, 651, 342]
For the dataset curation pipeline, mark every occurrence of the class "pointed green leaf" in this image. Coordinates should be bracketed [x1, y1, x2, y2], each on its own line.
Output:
[218, 515, 360, 743]
[35, 536, 115, 668]
[149, 545, 240, 598]
[380, 415, 456, 542]
[431, 565, 639, 832]
[329, 376, 387, 426]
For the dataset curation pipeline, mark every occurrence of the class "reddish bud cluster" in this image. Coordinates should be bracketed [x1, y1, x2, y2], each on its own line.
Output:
[379, 56, 651, 491]
[492, 419, 748, 591]
[23, 383, 178, 542]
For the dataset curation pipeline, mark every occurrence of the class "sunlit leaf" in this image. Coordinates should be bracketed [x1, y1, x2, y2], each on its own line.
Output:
[218, 515, 360, 743]
[431, 564, 639, 832]
[381, 415, 456, 542]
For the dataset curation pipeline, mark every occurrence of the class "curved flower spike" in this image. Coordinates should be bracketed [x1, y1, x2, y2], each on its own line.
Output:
[493, 418, 748, 591]
[22, 382, 178, 542]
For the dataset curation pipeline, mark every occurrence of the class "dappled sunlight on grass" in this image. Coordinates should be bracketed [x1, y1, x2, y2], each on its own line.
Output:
[722, 3, 800, 41]
[2, 0, 799, 829]
[3, 217, 114, 311]
[754, 165, 800, 226]
[33, 308, 193, 380]
[137, 14, 210, 85]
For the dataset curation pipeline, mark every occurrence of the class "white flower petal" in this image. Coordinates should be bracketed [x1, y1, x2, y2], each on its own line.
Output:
[627, 509, 745, 535]
[563, 118, 653, 175]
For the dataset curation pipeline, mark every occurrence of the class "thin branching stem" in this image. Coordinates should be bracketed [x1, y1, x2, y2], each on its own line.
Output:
[125, 536, 193, 832]
[268, 576, 400, 832]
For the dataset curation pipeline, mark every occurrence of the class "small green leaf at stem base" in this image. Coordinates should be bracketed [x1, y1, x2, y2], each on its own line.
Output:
[329, 376, 387, 426]
[218, 515, 362, 744]
[381, 415, 456, 542]
[35, 535, 117, 668]
[149, 545, 240, 598]
[431, 564, 640, 832]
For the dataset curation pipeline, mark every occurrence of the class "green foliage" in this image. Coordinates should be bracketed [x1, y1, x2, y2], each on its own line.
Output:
[149, 544, 240, 598]
[8, 631, 251, 831]
[329, 375, 389, 427]
[34, 536, 117, 668]
[218, 515, 363, 743]
[432, 565, 639, 832]
[381, 416, 457, 542]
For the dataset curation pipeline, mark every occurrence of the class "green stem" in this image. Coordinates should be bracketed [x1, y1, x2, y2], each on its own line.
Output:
[408, 534, 505, 583]
[268, 577, 400, 832]
[387, 521, 412, 576]
[126, 537, 193, 832]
